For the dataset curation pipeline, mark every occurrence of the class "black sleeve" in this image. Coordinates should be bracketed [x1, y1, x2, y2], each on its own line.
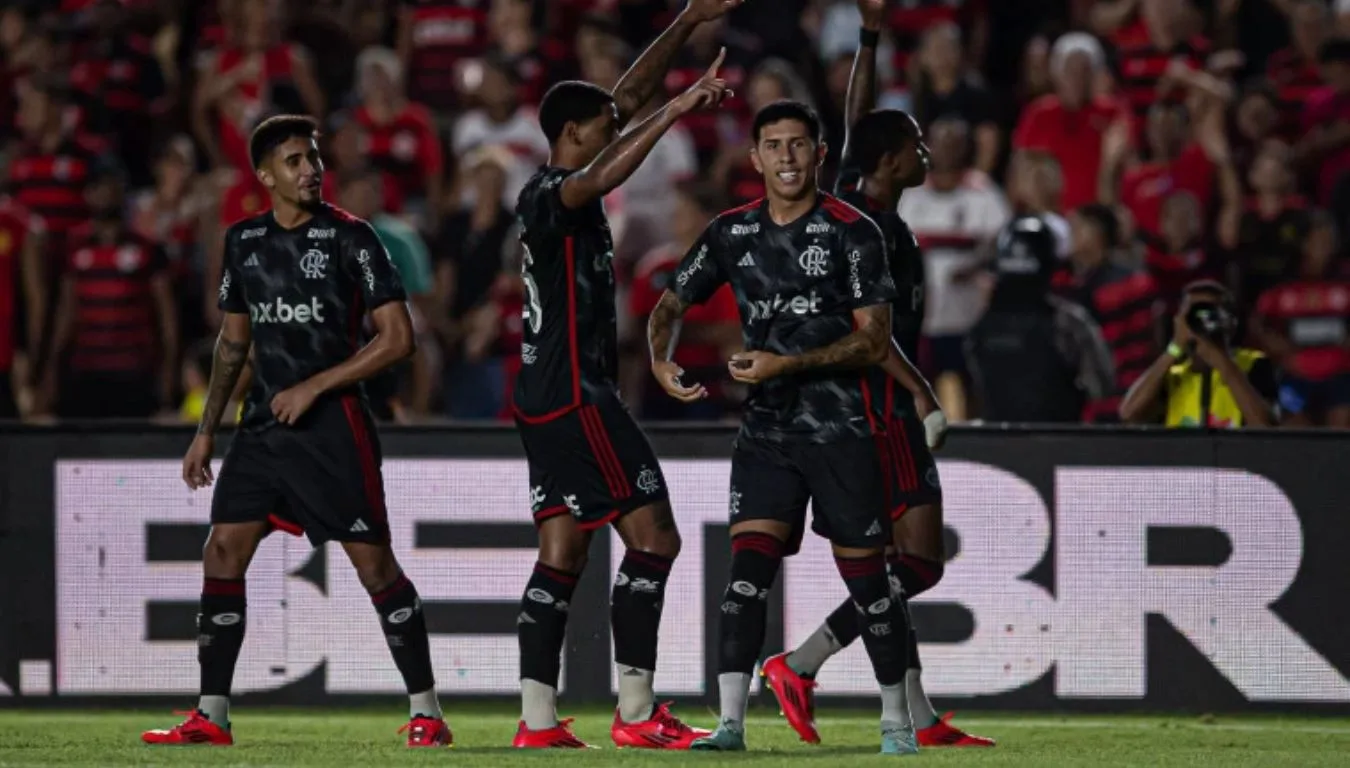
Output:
[217, 227, 248, 314]
[671, 222, 729, 307]
[520, 168, 578, 233]
[1246, 356, 1279, 403]
[844, 218, 898, 308]
[343, 221, 408, 310]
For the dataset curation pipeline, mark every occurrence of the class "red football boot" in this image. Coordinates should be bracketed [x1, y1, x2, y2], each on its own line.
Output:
[512, 718, 591, 748]
[610, 702, 711, 749]
[760, 652, 820, 744]
[917, 712, 996, 747]
[141, 710, 233, 746]
[399, 715, 453, 747]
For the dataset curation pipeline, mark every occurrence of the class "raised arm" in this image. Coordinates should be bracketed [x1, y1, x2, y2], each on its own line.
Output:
[560, 50, 731, 209]
[610, 0, 744, 128]
[841, 0, 886, 163]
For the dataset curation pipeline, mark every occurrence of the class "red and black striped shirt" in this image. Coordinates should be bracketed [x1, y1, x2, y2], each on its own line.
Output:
[1111, 19, 1209, 122]
[6, 136, 106, 239]
[63, 227, 167, 374]
[351, 103, 444, 201]
[401, 0, 489, 110]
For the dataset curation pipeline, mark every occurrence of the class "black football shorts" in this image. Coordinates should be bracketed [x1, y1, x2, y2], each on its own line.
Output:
[729, 435, 890, 553]
[515, 398, 669, 530]
[210, 395, 390, 545]
[877, 414, 943, 519]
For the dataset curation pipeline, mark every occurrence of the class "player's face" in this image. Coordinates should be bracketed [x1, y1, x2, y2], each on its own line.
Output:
[572, 102, 619, 165]
[891, 116, 931, 188]
[261, 136, 324, 208]
[751, 119, 824, 202]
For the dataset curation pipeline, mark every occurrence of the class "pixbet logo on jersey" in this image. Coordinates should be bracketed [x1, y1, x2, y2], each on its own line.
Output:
[250, 297, 327, 324]
[747, 290, 822, 322]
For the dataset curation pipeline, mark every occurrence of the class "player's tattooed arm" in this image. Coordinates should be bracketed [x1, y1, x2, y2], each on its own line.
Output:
[610, 0, 744, 127]
[786, 303, 892, 371]
[648, 291, 709, 402]
[197, 314, 252, 436]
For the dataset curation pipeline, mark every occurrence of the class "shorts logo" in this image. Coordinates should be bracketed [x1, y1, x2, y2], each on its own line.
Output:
[529, 486, 546, 511]
[387, 607, 414, 624]
[299, 249, 328, 279]
[867, 597, 891, 615]
[521, 343, 538, 365]
[563, 494, 581, 516]
[720, 601, 741, 614]
[635, 466, 661, 494]
[729, 489, 742, 517]
[868, 621, 893, 637]
[865, 519, 883, 537]
[889, 575, 904, 597]
[799, 245, 829, 276]
[526, 588, 554, 605]
[926, 466, 941, 489]
[212, 612, 242, 626]
[614, 572, 629, 587]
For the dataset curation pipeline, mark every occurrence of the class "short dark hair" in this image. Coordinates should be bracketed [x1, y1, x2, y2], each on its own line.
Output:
[249, 114, 319, 170]
[850, 109, 920, 174]
[1075, 203, 1119, 249]
[539, 81, 614, 144]
[752, 100, 821, 144]
[1183, 278, 1236, 311]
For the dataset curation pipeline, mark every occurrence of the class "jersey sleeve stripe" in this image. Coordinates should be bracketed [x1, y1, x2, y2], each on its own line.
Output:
[340, 394, 389, 527]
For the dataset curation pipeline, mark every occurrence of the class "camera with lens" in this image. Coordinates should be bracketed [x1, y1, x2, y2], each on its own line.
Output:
[1185, 300, 1233, 345]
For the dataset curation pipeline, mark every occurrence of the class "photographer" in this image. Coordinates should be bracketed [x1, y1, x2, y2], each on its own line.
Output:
[1119, 281, 1277, 428]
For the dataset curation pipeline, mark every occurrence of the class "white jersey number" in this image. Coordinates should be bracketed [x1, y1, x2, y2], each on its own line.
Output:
[521, 243, 543, 335]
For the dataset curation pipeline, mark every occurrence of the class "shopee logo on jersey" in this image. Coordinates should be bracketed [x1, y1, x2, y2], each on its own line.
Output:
[748, 290, 822, 322]
[250, 297, 327, 325]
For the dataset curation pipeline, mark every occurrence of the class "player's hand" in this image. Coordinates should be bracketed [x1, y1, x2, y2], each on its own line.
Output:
[270, 382, 321, 425]
[183, 434, 215, 490]
[858, 0, 886, 29]
[672, 48, 732, 115]
[682, 0, 745, 24]
[652, 360, 709, 402]
[728, 350, 788, 384]
[1171, 313, 1193, 350]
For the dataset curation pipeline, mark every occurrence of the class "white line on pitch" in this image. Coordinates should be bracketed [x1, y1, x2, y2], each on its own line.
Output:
[803, 716, 1350, 735]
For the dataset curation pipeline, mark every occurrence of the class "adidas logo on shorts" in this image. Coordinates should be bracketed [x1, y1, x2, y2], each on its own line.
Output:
[865, 519, 882, 536]
[350, 519, 370, 533]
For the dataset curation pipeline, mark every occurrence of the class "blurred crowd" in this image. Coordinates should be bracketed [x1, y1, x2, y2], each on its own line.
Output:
[1, 0, 1349, 428]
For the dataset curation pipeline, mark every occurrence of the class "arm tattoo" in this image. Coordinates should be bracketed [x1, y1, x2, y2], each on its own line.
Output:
[784, 305, 890, 372]
[197, 335, 250, 435]
[611, 18, 696, 126]
[647, 291, 690, 363]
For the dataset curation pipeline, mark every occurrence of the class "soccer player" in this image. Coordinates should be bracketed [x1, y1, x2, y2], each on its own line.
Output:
[647, 99, 917, 755]
[510, 0, 739, 750]
[757, 0, 994, 749]
[142, 115, 449, 748]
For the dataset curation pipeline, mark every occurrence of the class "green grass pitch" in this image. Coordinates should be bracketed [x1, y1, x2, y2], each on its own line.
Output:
[2, 707, 1350, 767]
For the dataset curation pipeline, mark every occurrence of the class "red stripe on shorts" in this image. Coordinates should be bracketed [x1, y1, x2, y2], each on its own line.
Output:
[341, 394, 387, 524]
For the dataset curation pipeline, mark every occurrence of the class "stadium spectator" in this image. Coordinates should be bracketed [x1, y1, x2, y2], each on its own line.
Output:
[348, 47, 445, 232]
[1119, 280, 1277, 428]
[1055, 203, 1162, 422]
[1230, 83, 1283, 189]
[190, 0, 325, 177]
[1012, 31, 1132, 212]
[1267, 0, 1332, 139]
[397, 0, 490, 112]
[37, 167, 178, 420]
[1145, 192, 1219, 316]
[1221, 141, 1310, 316]
[1298, 37, 1350, 207]
[966, 214, 1115, 423]
[1102, 0, 1211, 124]
[1251, 211, 1350, 427]
[485, 0, 551, 106]
[450, 53, 548, 208]
[910, 22, 1000, 175]
[898, 116, 1011, 420]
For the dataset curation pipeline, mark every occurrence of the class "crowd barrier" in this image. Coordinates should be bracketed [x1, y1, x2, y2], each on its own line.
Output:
[1, 423, 1348, 712]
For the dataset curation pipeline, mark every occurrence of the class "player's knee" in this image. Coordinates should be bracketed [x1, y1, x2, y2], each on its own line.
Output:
[626, 526, 682, 560]
[352, 551, 401, 594]
[202, 528, 254, 577]
[538, 540, 588, 574]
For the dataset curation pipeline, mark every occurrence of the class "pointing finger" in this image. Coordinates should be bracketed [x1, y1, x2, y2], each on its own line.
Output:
[706, 46, 726, 78]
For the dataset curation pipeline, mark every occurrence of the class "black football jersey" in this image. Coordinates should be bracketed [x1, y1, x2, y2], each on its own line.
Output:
[673, 194, 898, 443]
[218, 204, 407, 430]
[835, 167, 925, 362]
[512, 166, 621, 420]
